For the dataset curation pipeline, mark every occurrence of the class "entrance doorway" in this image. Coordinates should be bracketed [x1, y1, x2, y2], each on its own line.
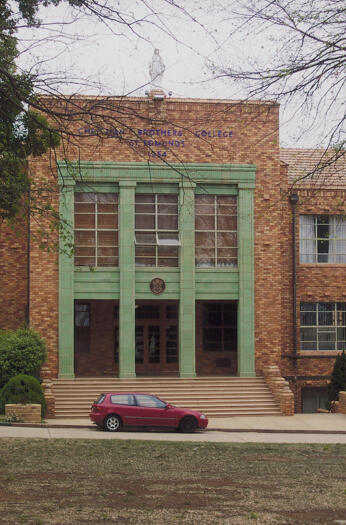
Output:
[135, 301, 179, 375]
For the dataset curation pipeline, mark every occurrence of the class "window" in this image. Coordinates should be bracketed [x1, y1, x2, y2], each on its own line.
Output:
[74, 303, 90, 327]
[302, 387, 328, 413]
[135, 194, 179, 267]
[135, 394, 166, 408]
[74, 192, 118, 267]
[300, 303, 346, 351]
[110, 394, 135, 405]
[74, 303, 90, 353]
[94, 394, 106, 405]
[166, 325, 178, 363]
[300, 215, 346, 263]
[195, 195, 237, 267]
[202, 303, 237, 352]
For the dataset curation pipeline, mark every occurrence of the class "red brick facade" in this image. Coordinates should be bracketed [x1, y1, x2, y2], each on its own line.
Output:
[280, 151, 346, 412]
[1, 95, 345, 413]
[0, 218, 28, 329]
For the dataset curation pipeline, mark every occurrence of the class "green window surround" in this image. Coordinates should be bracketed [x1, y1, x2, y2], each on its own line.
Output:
[58, 162, 256, 379]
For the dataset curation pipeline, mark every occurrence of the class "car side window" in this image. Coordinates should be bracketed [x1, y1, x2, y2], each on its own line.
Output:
[135, 394, 166, 408]
[110, 394, 135, 405]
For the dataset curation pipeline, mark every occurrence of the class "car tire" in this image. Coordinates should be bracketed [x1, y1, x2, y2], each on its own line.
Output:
[104, 415, 121, 432]
[179, 416, 197, 433]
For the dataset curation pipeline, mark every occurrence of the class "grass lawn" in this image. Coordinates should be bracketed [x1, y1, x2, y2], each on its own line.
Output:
[0, 439, 345, 524]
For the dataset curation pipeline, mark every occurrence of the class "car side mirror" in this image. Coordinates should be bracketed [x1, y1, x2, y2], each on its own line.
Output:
[165, 403, 173, 409]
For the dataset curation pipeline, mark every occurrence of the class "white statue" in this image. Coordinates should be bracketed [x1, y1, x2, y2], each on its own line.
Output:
[149, 49, 165, 88]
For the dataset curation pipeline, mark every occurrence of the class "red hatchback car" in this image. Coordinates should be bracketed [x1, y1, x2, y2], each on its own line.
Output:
[90, 392, 208, 433]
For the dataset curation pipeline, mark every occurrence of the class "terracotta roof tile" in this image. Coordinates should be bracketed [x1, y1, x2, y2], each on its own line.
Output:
[280, 148, 346, 188]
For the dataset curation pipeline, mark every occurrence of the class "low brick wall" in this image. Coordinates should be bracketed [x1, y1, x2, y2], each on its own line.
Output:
[5, 404, 41, 423]
[339, 392, 346, 415]
[262, 365, 295, 416]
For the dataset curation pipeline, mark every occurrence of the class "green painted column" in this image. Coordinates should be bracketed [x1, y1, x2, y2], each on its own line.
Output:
[238, 183, 256, 377]
[179, 181, 196, 377]
[59, 180, 75, 378]
[119, 181, 136, 378]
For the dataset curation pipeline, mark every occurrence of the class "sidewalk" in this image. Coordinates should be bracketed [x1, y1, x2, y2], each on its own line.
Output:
[34, 413, 346, 433]
[2, 414, 346, 443]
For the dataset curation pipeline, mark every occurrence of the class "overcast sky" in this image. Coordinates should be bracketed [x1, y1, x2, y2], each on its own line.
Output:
[16, 0, 343, 149]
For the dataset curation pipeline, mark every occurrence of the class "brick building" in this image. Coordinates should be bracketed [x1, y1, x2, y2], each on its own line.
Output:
[0, 93, 345, 416]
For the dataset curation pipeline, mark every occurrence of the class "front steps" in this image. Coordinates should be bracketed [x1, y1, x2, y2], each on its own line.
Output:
[52, 377, 282, 418]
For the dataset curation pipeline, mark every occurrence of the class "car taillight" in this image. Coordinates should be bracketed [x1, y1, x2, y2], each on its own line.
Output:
[92, 405, 101, 412]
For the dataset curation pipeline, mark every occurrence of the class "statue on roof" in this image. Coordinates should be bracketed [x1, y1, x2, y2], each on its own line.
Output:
[149, 49, 165, 88]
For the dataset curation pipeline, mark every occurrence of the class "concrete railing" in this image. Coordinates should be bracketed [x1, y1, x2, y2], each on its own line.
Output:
[262, 365, 295, 416]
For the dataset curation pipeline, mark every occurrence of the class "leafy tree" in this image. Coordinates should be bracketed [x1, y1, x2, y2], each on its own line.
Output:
[0, 328, 47, 388]
[0, 2, 60, 221]
[0, 374, 46, 416]
[0, 0, 203, 227]
[328, 350, 346, 403]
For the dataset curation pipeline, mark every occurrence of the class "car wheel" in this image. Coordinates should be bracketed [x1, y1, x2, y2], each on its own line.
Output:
[180, 416, 197, 433]
[104, 415, 121, 432]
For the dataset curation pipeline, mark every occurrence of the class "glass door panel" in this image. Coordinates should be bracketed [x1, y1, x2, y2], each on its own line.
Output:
[148, 326, 160, 363]
[166, 325, 178, 363]
[135, 326, 144, 364]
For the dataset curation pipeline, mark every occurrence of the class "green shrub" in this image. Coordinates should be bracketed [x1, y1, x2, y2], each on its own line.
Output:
[328, 350, 346, 403]
[0, 374, 46, 417]
[0, 328, 47, 388]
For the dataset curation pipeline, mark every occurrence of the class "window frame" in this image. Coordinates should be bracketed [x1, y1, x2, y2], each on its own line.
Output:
[135, 193, 180, 267]
[195, 194, 238, 268]
[299, 215, 346, 264]
[201, 302, 237, 353]
[74, 191, 119, 268]
[300, 302, 346, 351]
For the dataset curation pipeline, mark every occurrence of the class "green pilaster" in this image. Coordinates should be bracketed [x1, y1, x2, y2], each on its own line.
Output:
[59, 180, 75, 378]
[119, 181, 136, 378]
[179, 181, 196, 377]
[238, 184, 256, 377]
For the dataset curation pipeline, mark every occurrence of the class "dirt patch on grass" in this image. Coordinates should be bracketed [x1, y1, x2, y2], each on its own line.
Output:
[0, 440, 345, 524]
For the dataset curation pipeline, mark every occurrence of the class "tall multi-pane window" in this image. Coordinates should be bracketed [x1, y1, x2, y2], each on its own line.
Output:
[135, 194, 179, 267]
[74, 303, 90, 353]
[300, 215, 346, 263]
[202, 303, 237, 352]
[74, 192, 118, 267]
[300, 303, 346, 351]
[195, 195, 237, 267]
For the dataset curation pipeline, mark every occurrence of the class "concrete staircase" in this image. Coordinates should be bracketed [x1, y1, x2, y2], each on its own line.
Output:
[52, 377, 282, 418]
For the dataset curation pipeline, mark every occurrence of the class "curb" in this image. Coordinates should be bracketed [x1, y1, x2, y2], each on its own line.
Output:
[8, 422, 346, 434]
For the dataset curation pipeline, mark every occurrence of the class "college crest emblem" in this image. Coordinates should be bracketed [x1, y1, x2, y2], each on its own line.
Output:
[150, 278, 165, 295]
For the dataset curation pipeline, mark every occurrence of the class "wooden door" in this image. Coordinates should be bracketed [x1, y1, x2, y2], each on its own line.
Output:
[135, 301, 178, 375]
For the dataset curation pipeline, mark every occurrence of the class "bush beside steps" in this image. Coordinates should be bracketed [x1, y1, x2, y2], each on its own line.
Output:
[0, 374, 46, 418]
